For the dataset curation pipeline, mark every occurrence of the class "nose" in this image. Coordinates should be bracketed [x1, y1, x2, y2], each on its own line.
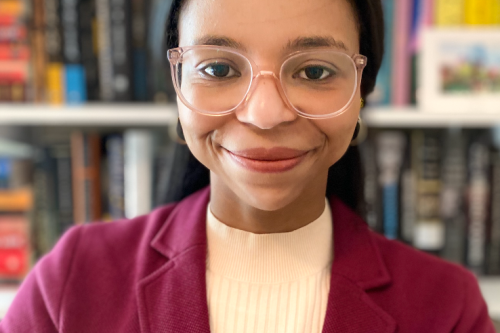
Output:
[235, 73, 297, 130]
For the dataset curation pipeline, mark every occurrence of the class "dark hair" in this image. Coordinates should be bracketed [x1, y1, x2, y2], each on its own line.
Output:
[161, 0, 384, 215]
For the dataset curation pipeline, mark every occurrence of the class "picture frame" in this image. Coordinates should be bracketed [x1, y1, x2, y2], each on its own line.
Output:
[419, 28, 500, 113]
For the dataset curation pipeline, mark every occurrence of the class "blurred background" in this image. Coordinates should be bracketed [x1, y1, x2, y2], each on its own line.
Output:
[0, 0, 499, 328]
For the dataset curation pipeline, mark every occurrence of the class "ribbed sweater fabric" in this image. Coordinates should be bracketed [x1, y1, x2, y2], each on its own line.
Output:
[206, 200, 333, 333]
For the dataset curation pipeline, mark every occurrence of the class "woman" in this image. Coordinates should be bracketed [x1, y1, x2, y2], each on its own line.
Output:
[1, 0, 496, 332]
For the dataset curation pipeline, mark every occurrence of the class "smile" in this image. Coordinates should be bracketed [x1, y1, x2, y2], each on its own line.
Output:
[223, 147, 309, 173]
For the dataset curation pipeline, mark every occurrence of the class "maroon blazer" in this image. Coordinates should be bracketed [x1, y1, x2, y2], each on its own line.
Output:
[1, 187, 495, 332]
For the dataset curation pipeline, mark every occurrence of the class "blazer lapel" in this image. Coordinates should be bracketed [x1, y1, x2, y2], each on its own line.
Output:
[137, 188, 212, 333]
[322, 197, 397, 333]
[137, 188, 397, 333]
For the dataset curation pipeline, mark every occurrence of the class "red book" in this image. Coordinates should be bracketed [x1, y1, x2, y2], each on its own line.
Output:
[0, 215, 30, 280]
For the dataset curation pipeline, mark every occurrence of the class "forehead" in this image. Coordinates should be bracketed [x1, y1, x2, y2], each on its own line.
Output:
[178, 0, 359, 56]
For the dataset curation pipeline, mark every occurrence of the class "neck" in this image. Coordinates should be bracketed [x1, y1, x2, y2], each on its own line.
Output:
[209, 171, 328, 234]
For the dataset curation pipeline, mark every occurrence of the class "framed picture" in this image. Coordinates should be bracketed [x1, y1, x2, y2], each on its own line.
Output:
[419, 28, 500, 113]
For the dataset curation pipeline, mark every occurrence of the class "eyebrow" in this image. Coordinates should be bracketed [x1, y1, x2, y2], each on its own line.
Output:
[193, 35, 348, 53]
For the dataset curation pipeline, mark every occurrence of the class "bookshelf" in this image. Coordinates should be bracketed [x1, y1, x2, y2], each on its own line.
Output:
[1, 104, 500, 127]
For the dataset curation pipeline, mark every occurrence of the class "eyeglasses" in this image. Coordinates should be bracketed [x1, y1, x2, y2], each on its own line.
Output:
[167, 45, 367, 119]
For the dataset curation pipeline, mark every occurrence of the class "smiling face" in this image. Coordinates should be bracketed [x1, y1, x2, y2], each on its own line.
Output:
[177, 0, 363, 213]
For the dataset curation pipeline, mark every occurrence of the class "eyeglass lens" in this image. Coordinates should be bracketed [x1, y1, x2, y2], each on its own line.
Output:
[176, 48, 357, 117]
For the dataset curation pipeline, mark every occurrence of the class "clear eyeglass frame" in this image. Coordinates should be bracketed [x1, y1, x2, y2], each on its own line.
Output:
[167, 45, 368, 120]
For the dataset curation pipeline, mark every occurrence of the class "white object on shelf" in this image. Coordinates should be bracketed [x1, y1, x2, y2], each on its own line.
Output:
[0, 285, 18, 318]
[479, 277, 500, 320]
[0, 104, 177, 126]
[363, 107, 500, 128]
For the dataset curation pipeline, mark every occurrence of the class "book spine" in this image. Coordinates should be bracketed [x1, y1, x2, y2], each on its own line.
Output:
[466, 140, 490, 275]
[31, 0, 47, 102]
[391, 0, 412, 105]
[413, 130, 445, 252]
[109, 0, 133, 101]
[435, 0, 465, 25]
[369, 0, 393, 106]
[131, 0, 148, 101]
[106, 135, 125, 219]
[465, 0, 492, 25]
[360, 138, 383, 233]
[96, 0, 114, 101]
[0, 215, 30, 281]
[401, 165, 416, 244]
[44, 0, 65, 104]
[60, 0, 87, 103]
[79, 0, 99, 100]
[124, 130, 153, 219]
[71, 132, 102, 224]
[440, 129, 467, 265]
[488, 150, 500, 274]
[376, 131, 406, 240]
[52, 144, 74, 233]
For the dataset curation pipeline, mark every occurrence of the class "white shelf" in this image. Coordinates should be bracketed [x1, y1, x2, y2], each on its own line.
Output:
[0, 278, 498, 319]
[0, 104, 178, 126]
[363, 106, 500, 128]
[1, 104, 500, 128]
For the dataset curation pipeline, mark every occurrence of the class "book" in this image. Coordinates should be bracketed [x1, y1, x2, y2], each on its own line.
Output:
[435, 0, 465, 25]
[0, 215, 30, 281]
[413, 130, 445, 252]
[96, 0, 114, 101]
[31, 0, 47, 102]
[376, 131, 406, 239]
[124, 130, 153, 219]
[440, 129, 467, 265]
[391, 0, 412, 105]
[465, 0, 492, 25]
[131, 0, 149, 101]
[106, 135, 125, 219]
[109, 0, 133, 101]
[71, 132, 102, 224]
[488, 147, 500, 274]
[466, 136, 490, 275]
[44, 0, 65, 104]
[369, 0, 394, 106]
[79, 0, 99, 101]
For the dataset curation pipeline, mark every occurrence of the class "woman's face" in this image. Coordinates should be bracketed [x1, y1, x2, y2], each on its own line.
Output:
[177, 0, 362, 211]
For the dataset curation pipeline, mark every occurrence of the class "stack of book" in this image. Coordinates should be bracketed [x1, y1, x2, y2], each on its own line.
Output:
[361, 128, 500, 276]
[0, 0, 177, 105]
[0, 0, 29, 102]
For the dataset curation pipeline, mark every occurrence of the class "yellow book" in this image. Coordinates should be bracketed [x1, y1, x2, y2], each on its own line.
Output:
[465, 0, 491, 25]
[435, 0, 465, 26]
[0, 0, 25, 16]
[46, 63, 65, 104]
[491, 0, 500, 24]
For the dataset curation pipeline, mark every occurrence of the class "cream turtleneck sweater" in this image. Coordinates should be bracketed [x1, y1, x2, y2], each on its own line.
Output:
[206, 200, 333, 333]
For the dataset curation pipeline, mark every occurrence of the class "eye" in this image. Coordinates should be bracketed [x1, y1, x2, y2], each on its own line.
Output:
[202, 63, 240, 78]
[297, 66, 332, 80]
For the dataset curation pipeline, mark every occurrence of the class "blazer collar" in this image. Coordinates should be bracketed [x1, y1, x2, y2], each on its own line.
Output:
[137, 186, 396, 333]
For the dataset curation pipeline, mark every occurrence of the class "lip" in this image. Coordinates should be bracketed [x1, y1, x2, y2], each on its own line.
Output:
[223, 147, 309, 173]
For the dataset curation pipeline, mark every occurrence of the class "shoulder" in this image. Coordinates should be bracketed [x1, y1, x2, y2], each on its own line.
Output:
[370, 231, 492, 331]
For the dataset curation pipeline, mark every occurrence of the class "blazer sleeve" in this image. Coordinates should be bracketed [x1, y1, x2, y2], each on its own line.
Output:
[452, 270, 496, 333]
[0, 226, 83, 333]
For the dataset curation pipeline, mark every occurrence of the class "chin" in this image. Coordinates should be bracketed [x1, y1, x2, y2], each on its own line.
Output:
[236, 182, 304, 212]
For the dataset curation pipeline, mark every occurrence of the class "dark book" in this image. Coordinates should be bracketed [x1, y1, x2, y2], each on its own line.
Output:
[412, 130, 444, 252]
[106, 135, 125, 220]
[440, 129, 467, 265]
[44, 0, 65, 103]
[71, 132, 102, 224]
[109, 0, 133, 101]
[488, 148, 500, 275]
[51, 144, 74, 233]
[466, 134, 490, 275]
[131, 0, 149, 101]
[359, 132, 383, 233]
[148, 0, 176, 102]
[78, 0, 99, 101]
[96, 0, 114, 101]
[376, 131, 406, 240]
